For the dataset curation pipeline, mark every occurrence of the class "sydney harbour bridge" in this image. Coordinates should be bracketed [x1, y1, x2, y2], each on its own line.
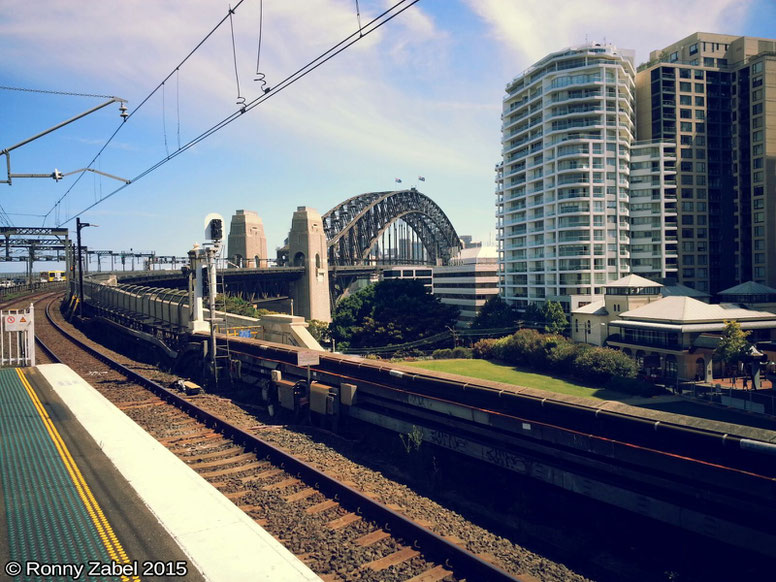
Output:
[321, 188, 461, 266]
[118, 188, 462, 308]
[273, 188, 462, 268]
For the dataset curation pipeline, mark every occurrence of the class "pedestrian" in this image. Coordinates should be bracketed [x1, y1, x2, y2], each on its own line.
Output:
[743, 377, 748, 390]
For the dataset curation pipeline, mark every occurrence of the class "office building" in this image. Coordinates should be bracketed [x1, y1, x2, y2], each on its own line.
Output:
[433, 246, 499, 326]
[636, 33, 776, 293]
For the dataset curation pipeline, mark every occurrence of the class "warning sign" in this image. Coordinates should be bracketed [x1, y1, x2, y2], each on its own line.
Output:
[5, 313, 31, 332]
[297, 350, 320, 367]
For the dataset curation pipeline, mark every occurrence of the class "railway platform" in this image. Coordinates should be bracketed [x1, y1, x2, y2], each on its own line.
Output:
[0, 364, 320, 582]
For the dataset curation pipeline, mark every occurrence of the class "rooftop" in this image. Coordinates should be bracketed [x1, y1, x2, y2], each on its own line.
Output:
[619, 296, 776, 324]
[718, 281, 776, 297]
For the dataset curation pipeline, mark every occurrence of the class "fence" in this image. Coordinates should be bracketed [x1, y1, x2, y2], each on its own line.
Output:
[0, 304, 35, 367]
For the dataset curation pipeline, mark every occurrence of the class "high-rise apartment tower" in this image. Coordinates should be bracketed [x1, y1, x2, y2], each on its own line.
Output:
[497, 43, 639, 311]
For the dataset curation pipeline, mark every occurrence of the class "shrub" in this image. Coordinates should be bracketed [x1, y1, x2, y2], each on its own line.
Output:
[573, 347, 638, 383]
[542, 334, 579, 373]
[472, 338, 498, 359]
[451, 346, 473, 359]
[432, 348, 453, 360]
[500, 328, 545, 366]
[606, 375, 662, 396]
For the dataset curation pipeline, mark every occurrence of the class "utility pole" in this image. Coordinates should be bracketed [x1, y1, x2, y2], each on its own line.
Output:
[206, 246, 218, 386]
[76, 218, 97, 317]
[76, 218, 84, 316]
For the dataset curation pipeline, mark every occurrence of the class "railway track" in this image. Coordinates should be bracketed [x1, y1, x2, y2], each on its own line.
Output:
[34, 295, 553, 582]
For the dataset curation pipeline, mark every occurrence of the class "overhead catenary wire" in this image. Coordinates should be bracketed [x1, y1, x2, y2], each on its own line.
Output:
[162, 81, 170, 156]
[54, 0, 422, 227]
[354, 0, 363, 37]
[254, 0, 268, 92]
[229, 5, 246, 106]
[42, 0, 249, 224]
[176, 69, 181, 149]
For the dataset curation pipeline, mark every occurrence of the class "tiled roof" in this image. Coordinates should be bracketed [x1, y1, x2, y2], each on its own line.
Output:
[660, 283, 710, 298]
[572, 300, 608, 315]
[718, 281, 776, 296]
[604, 274, 662, 288]
[619, 296, 776, 323]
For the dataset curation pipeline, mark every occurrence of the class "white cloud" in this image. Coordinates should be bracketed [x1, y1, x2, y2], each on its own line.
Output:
[464, 0, 752, 66]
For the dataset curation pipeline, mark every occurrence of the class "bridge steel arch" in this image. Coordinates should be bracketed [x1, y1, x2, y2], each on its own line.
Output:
[322, 189, 461, 266]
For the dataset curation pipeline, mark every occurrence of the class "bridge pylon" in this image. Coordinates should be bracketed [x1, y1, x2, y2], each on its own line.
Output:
[288, 207, 331, 323]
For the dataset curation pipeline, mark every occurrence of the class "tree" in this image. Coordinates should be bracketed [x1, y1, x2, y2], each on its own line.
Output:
[330, 279, 459, 349]
[217, 294, 275, 318]
[573, 347, 638, 383]
[471, 296, 518, 329]
[307, 319, 331, 346]
[523, 302, 545, 328]
[713, 320, 751, 375]
[542, 301, 568, 334]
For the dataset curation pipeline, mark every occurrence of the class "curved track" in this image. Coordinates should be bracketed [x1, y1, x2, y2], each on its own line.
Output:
[35, 296, 540, 582]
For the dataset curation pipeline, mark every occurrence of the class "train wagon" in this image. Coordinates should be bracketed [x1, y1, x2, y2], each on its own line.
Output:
[40, 270, 67, 282]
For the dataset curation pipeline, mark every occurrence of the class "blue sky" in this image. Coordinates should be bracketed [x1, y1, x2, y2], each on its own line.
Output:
[2, 0, 774, 270]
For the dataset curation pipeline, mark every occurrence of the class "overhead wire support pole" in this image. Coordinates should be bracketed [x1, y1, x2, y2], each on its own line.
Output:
[1, 96, 127, 185]
[61, 168, 131, 184]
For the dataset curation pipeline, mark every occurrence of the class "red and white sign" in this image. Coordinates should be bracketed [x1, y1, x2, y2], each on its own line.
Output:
[5, 313, 30, 332]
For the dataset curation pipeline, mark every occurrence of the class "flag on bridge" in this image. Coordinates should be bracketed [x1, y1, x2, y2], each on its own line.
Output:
[418, 176, 425, 181]
[395, 178, 402, 183]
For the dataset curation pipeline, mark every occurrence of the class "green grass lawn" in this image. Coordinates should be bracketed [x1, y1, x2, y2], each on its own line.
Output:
[402, 358, 633, 401]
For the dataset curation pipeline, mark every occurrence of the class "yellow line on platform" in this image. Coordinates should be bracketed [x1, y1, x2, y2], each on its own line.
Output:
[16, 368, 141, 582]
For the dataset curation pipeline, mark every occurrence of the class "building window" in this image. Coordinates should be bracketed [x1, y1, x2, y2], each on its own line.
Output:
[680, 81, 691, 92]
[694, 83, 704, 92]
[695, 96, 705, 106]
[689, 43, 698, 55]
[680, 122, 693, 132]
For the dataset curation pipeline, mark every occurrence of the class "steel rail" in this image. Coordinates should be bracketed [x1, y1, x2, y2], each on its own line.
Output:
[40, 298, 527, 582]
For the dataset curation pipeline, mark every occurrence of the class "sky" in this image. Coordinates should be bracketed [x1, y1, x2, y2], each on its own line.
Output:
[1, 0, 775, 271]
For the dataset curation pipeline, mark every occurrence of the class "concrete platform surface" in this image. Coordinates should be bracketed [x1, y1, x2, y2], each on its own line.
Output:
[35, 363, 321, 582]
